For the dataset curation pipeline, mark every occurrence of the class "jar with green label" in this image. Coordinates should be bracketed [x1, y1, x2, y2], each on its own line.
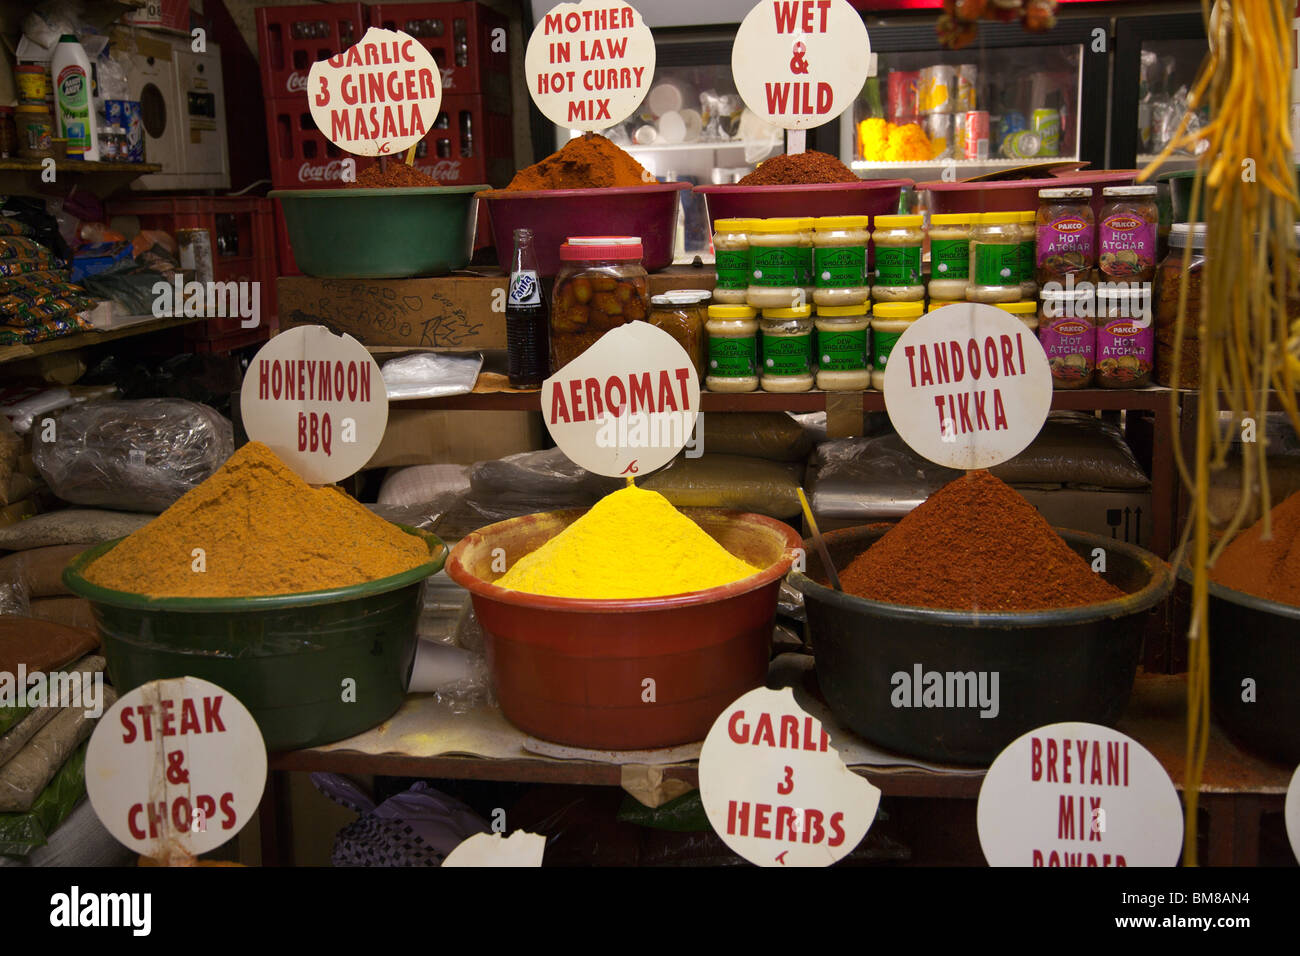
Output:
[1014, 211, 1038, 299]
[968, 212, 1023, 304]
[748, 218, 814, 310]
[812, 216, 870, 307]
[705, 304, 759, 392]
[871, 214, 925, 302]
[760, 305, 814, 392]
[814, 303, 871, 391]
[927, 213, 973, 301]
[870, 300, 923, 390]
[712, 218, 753, 305]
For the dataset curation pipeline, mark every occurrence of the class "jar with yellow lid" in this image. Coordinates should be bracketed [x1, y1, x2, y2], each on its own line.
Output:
[870, 300, 924, 390]
[968, 212, 1023, 304]
[814, 303, 871, 391]
[760, 304, 814, 392]
[812, 216, 870, 307]
[748, 217, 814, 310]
[705, 304, 759, 392]
[927, 213, 973, 301]
[712, 218, 753, 305]
[927, 300, 961, 312]
[995, 300, 1039, 331]
[871, 214, 924, 302]
[1014, 211, 1038, 299]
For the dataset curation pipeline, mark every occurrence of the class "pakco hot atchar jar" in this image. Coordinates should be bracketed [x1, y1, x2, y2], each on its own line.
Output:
[1096, 285, 1153, 388]
[1036, 187, 1096, 286]
[760, 305, 814, 392]
[1039, 286, 1096, 389]
[748, 217, 813, 310]
[1098, 186, 1158, 283]
[705, 304, 759, 392]
[551, 236, 649, 371]
[712, 218, 753, 305]
[927, 213, 973, 302]
[871, 215, 924, 303]
[815, 303, 871, 391]
[812, 216, 870, 307]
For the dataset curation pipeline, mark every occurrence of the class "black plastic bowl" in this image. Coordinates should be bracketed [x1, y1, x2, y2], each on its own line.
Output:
[789, 525, 1172, 765]
[1203, 578, 1300, 765]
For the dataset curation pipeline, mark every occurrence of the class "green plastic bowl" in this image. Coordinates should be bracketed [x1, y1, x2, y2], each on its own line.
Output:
[64, 527, 447, 751]
[270, 185, 486, 278]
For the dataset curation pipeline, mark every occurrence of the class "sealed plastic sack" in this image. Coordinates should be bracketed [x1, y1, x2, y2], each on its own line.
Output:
[640, 454, 803, 518]
[807, 434, 962, 521]
[33, 399, 233, 513]
[694, 412, 813, 462]
[989, 412, 1150, 489]
[467, 447, 621, 521]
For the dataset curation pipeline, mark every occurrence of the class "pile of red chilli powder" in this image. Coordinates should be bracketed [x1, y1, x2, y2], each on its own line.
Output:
[838, 470, 1124, 611]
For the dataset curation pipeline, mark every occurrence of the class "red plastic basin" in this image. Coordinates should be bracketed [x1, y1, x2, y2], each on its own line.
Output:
[478, 182, 690, 275]
[694, 179, 912, 233]
[446, 507, 802, 750]
[918, 170, 1139, 220]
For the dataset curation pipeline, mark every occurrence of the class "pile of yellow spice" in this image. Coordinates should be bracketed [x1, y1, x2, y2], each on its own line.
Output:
[494, 484, 761, 599]
[82, 441, 430, 598]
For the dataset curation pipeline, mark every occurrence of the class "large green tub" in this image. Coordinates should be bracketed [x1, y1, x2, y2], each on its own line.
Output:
[64, 527, 446, 751]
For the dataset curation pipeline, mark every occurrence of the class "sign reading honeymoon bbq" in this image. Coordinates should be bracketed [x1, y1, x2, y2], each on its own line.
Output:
[977, 723, 1183, 867]
[307, 26, 443, 156]
[732, 0, 873, 129]
[86, 677, 267, 861]
[525, 0, 656, 131]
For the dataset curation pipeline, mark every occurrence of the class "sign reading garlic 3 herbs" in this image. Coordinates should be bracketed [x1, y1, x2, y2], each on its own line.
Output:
[239, 326, 388, 484]
[308, 26, 443, 155]
[732, 0, 872, 129]
[525, 0, 656, 131]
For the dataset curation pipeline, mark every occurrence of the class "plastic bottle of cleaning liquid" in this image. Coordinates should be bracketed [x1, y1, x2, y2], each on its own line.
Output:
[51, 34, 99, 161]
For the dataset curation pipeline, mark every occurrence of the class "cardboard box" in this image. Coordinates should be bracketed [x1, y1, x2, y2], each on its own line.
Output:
[276, 267, 718, 351]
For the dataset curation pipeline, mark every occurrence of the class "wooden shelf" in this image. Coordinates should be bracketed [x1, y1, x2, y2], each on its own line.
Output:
[0, 158, 163, 199]
[0, 315, 205, 365]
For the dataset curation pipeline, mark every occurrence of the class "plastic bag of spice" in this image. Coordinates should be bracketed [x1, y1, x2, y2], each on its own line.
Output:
[32, 398, 233, 513]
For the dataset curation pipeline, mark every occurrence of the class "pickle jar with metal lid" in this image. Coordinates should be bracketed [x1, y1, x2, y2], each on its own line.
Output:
[812, 216, 870, 307]
[759, 304, 815, 393]
[1096, 284, 1153, 388]
[1036, 187, 1096, 287]
[814, 303, 871, 391]
[927, 213, 973, 302]
[650, 290, 710, 380]
[1039, 287, 1096, 389]
[712, 218, 753, 305]
[748, 218, 814, 310]
[968, 212, 1023, 304]
[871, 214, 925, 302]
[705, 304, 760, 393]
[1098, 186, 1159, 283]
[551, 236, 649, 371]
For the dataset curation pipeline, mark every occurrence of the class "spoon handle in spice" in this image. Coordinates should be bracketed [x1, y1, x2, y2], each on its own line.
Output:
[797, 487, 842, 592]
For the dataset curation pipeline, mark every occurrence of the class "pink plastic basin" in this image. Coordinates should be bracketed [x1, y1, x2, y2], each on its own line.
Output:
[695, 179, 912, 232]
[919, 170, 1139, 220]
[479, 182, 690, 275]
[446, 507, 802, 750]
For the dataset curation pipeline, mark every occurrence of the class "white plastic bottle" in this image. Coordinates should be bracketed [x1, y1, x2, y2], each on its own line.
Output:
[52, 34, 100, 161]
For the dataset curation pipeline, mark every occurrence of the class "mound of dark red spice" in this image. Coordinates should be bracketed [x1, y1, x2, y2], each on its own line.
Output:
[838, 470, 1124, 611]
[346, 162, 441, 188]
[738, 150, 859, 185]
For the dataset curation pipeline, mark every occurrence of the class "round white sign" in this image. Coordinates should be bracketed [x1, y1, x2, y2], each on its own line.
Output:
[543, 321, 700, 478]
[699, 687, 880, 867]
[525, 0, 656, 132]
[731, 0, 872, 130]
[1286, 762, 1300, 864]
[977, 722, 1183, 867]
[240, 325, 388, 485]
[883, 302, 1052, 470]
[308, 26, 443, 157]
[85, 677, 267, 859]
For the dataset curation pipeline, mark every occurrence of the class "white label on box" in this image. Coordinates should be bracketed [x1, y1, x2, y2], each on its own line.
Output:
[699, 687, 880, 867]
[977, 722, 1183, 867]
[240, 325, 388, 484]
[86, 677, 266, 860]
[308, 27, 443, 157]
[731, 0, 872, 130]
[525, 0, 656, 133]
[883, 302, 1052, 470]
[543, 322, 699, 478]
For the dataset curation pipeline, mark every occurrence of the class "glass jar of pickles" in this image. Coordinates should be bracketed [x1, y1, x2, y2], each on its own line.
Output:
[812, 216, 870, 307]
[760, 305, 815, 392]
[650, 290, 710, 379]
[712, 218, 752, 305]
[927, 213, 973, 301]
[870, 300, 924, 390]
[551, 237, 649, 371]
[871, 215, 925, 302]
[748, 218, 814, 309]
[1096, 285, 1154, 388]
[814, 303, 871, 391]
[705, 304, 759, 393]
[968, 213, 1023, 304]
[1039, 287, 1096, 389]
[1098, 186, 1159, 283]
[1036, 187, 1096, 287]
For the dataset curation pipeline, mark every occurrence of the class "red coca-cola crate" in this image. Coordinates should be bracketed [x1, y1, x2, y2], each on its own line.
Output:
[369, 2, 512, 111]
[256, 3, 366, 100]
[265, 96, 376, 188]
[108, 196, 277, 337]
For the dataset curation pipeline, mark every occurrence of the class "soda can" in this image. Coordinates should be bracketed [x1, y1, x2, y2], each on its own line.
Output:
[887, 70, 919, 123]
[923, 113, 954, 159]
[1001, 129, 1042, 159]
[955, 64, 978, 112]
[960, 111, 990, 160]
[1032, 108, 1061, 156]
[918, 65, 956, 113]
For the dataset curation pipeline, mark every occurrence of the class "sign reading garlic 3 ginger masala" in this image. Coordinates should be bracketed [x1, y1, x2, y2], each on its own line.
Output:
[308, 26, 443, 156]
